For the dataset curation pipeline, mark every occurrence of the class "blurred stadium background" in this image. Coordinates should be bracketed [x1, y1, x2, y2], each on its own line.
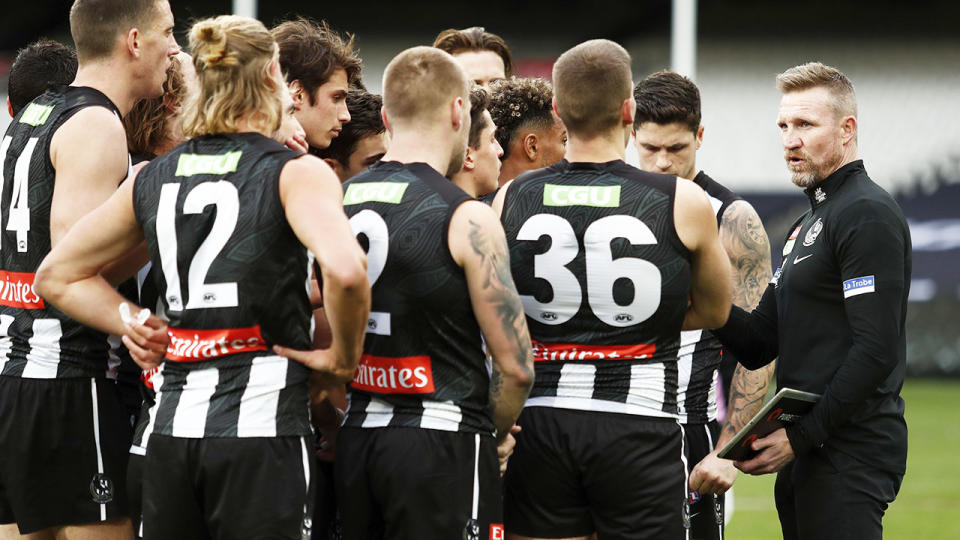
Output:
[2, 0, 958, 535]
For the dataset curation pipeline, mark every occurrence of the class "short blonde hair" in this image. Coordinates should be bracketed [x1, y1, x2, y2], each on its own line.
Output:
[382, 46, 469, 126]
[552, 39, 632, 138]
[182, 16, 282, 138]
[776, 62, 857, 118]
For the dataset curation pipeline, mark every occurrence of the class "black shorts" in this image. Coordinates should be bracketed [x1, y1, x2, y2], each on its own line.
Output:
[335, 427, 502, 540]
[504, 407, 687, 539]
[142, 434, 314, 540]
[683, 421, 725, 540]
[0, 376, 132, 533]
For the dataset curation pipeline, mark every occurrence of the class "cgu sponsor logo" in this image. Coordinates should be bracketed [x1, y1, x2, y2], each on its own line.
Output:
[531, 340, 656, 362]
[165, 325, 267, 362]
[0, 270, 44, 309]
[175, 151, 243, 177]
[543, 184, 621, 208]
[18, 103, 54, 126]
[343, 182, 408, 205]
[350, 354, 435, 394]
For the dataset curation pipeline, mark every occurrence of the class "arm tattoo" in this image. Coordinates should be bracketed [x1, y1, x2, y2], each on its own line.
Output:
[467, 219, 534, 378]
[718, 201, 776, 441]
[721, 361, 776, 439]
[720, 201, 772, 310]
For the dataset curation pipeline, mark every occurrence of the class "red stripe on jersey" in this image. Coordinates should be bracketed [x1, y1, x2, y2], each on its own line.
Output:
[531, 340, 656, 362]
[0, 271, 44, 309]
[350, 354, 435, 394]
[165, 325, 267, 362]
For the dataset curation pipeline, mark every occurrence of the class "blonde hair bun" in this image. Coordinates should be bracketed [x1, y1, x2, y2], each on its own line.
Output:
[192, 19, 238, 69]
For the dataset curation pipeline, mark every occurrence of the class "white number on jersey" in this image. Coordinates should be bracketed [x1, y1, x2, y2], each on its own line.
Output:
[515, 213, 662, 327]
[349, 210, 391, 336]
[155, 181, 240, 311]
[0, 135, 37, 253]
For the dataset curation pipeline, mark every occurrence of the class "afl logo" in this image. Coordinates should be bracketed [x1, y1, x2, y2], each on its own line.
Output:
[540, 312, 558, 322]
[615, 313, 634, 323]
[89, 473, 114, 504]
[802, 218, 823, 247]
[367, 318, 377, 330]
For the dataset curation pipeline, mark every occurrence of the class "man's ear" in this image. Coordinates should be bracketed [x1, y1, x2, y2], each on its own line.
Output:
[462, 146, 476, 171]
[7, 97, 13, 118]
[289, 80, 306, 105]
[840, 115, 857, 145]
[451, 96, 464, 131]
[621, 96, 635, 126]
[695, 124, 704, 150]
[126, 28, 141, 59]
[522, 133, 539, 162]
[381, 108, 393, 135]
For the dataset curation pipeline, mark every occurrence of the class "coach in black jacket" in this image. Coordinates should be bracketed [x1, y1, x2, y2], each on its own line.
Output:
[713, 62, 910, 540]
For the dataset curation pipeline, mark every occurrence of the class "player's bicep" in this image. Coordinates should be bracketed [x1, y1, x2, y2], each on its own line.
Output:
[39, 176, 143, 283]
[49, 107, 130, 246]
[280, 156, 366, 287]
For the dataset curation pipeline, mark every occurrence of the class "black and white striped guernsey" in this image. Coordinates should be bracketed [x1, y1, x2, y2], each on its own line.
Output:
[500, 159, 692, 418]
[677, 171, 742, 424]
[0, 86, 121, 379]
[340, 161, 495, 435]
[132, 132, 314, 439]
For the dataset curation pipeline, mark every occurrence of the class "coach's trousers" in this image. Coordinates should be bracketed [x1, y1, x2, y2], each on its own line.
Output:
[775, 447, 902, 540]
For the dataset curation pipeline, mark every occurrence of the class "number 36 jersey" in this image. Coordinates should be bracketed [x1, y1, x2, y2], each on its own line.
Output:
[132, 133, 314, 438]
[500, 160, 691, 419]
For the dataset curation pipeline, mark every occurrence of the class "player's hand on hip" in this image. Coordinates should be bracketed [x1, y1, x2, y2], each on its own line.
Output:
[497, 425, 522, 478]
[121, 314, 169, 371]
[689, 448, 738, 494]
[273, 345, 356, 382]
[734, 427, 795, 475]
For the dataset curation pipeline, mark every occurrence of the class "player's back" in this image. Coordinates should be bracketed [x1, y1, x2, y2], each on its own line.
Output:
[500, 159, 691, 418]
[131, 132, 313, 438]
[0, 85, 124, 379]
[341, 161, 493, 435]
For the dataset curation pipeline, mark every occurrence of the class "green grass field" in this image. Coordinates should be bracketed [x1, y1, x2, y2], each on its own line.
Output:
[724, 379, 960, 539]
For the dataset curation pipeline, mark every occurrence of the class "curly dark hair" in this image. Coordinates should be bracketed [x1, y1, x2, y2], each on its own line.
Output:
[487, 77, 554, 159]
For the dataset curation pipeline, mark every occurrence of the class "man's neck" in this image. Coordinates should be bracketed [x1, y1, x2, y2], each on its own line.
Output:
[380, 128, 454, 178]
[498, 156, 531, 187]
[451, 171, 478, 197]
[72, 62, 137, 117]
[564, 127, 629, 164]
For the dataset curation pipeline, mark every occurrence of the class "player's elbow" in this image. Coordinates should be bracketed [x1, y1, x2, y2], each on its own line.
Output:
[498, 350, 535, 391]
[327, 254, 369, 293]
[34, 257, 66, 306]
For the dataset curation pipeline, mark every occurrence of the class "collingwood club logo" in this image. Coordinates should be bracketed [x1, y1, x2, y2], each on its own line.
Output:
[462, 518, 480, 540]
[803, 218, 823, 247]
[814, 187, 827, 203]
[90, 473, 114, 504]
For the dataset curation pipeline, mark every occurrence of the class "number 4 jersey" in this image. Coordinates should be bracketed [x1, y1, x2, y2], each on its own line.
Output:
[500, 160, 692, 419]
[0, 86, 122, 379]
[132, 133, 313, 438]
